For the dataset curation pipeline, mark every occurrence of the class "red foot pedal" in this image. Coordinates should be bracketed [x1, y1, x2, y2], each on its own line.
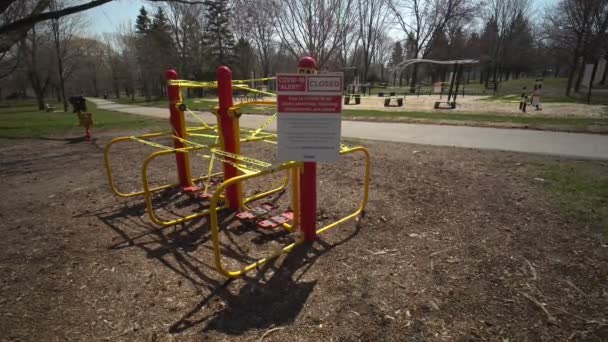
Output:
[258, 211, 294, 230]
[182, 186, 201, 193]
[236, 202, 276, 221]
[197, 192, 211, 200]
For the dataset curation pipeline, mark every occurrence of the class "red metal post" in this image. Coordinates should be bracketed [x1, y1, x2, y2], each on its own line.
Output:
[166, 69, 196, 191]
[216, 66, 242, 210]
[297, 56, 318, 241]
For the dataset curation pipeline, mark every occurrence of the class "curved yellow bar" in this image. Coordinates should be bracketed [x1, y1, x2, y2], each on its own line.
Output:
[209, 161, 301, 278]
[208, 146, 370, 278]
[141, 148, 290, 227]
[104, 132, 173, 198]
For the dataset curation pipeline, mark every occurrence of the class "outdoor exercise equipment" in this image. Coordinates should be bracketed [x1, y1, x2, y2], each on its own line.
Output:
[77, 112, 93, 141]
[70, 95, 93, 141]
[103, 57, 370, 278]
[519, 79, 543, 113]
[389, 59, 478, 109]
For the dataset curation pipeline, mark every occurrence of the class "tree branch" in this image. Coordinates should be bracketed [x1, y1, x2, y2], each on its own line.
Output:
[0, 0, 112, 35]
[0, 0, 205, 35]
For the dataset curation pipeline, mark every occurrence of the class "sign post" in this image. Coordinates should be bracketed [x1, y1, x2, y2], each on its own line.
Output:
[277, 60, 343, 241]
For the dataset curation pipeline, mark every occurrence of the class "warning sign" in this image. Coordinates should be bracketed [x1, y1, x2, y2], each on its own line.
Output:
[276, 73, 343, 162]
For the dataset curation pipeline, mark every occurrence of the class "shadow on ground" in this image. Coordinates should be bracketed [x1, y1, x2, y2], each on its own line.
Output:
[92, 192, 363, 336]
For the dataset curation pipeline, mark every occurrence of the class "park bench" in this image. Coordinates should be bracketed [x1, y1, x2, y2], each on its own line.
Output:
[45, 103, 56, 112]
[434, 101, 456, 109]
[344, 94, 361, 105]
[384, 96, 404, 107]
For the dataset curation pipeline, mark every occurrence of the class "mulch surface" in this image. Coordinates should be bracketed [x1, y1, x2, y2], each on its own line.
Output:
[0, 131, 606, 341]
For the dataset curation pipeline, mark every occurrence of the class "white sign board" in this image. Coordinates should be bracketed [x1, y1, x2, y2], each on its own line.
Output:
[276, 73, 343, 162]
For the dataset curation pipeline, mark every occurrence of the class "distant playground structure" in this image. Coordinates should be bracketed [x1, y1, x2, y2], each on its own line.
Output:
[344, 58, 478, 109]
[339, 58, 573, 113]
[103, 58, 370, 278]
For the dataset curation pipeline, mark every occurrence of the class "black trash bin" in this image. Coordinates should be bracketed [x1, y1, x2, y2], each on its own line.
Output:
[344, 96, 350, 105]
[378, 92, 384, 97]
[384, 98, 390, 107]
[397, 98, 403, 107]
[354, 94, 360, 105]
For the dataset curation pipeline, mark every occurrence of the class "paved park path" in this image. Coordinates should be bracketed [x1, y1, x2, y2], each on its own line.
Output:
[89, 98, 608, 160]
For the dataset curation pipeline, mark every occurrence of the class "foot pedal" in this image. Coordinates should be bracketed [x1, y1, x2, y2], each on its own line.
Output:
[258, 210, 294, 229]
[197, 192, 211, 200]
[236, 202, 276, 221]
[182, 185, 201, 193]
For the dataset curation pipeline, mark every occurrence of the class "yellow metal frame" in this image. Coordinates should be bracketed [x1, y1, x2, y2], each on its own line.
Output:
[103, 127, 290, 227]
[103, 79, 371, 278]
[141, 148, 291, 227]
[208, 146, 370, 278]
[103, 129, 217, 198]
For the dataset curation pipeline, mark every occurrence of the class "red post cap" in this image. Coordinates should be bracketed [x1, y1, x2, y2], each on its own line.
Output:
[166, 69, 178, 80]
[216, 65, 232, 78]
[297, 56, 318, 70]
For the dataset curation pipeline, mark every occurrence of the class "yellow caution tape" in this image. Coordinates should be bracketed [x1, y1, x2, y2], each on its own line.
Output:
[129, 136, 174, 150]
[184, 108, 215, 129]
[249, 113, 277, 138]
[232, 77, 275, 84]
[169, 77, 274, 89]
[188, 132, 220, 139]
[168, 80, 218, 88]
[171, 134, 271, 171]
[197, 152, 258, 175]
[210, 148, 272, 169]
[233, 85, 277, 97]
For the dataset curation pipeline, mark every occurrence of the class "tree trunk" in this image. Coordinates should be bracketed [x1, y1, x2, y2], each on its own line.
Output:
[92, 77, 98, 97]
[566, 35, 582, 96]
[409, 63, 419, 93]
[114, 80, 120, 98]
[574, 57, 586, 93]
[601, 57, 607, 85]
[36, 94, 45, 110]
[50, 13, 68, 112]
[587, 60, 598, 104]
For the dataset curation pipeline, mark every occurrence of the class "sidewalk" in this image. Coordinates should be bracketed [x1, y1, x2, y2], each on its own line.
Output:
[90, 98, 608, 160]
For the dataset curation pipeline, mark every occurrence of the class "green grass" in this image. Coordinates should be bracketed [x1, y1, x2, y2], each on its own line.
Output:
[0, 100, 167, 139]
[529, 161, 608, 235]
[342, 109, 608, 130]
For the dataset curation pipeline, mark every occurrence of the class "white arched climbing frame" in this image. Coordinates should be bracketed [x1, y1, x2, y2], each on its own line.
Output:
[390, 58, 479, 74]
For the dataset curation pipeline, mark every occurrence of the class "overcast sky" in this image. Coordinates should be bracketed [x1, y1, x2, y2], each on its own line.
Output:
[85, 0, 555, 37]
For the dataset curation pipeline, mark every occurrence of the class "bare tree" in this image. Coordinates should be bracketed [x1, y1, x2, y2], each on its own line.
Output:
[482, 0, 530, 87]
[0, 1, 209, 36]
[388, 0, 477, 92]
[166, 2, 205, 80]
[357, 0, 390, 81]
[116, 22, 140, 100]
[19, 24, 54, 109]
[274, 0, 354, 68]
[50, 0, 84, 111]
[233, 0, 276, 76]
[547, 0, 608, 95]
